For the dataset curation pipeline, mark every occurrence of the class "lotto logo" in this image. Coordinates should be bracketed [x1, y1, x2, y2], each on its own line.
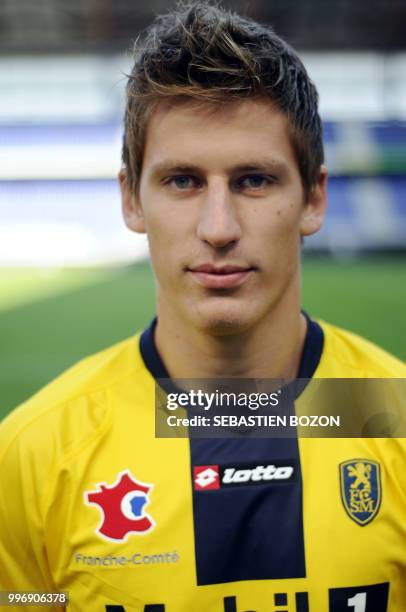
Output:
[193, 460, 296, 492]
[194, 465, 220, 490]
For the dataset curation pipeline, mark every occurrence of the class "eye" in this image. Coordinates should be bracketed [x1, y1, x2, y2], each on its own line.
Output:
[165, 175, 201, 190]
[236, 174, 273, 190]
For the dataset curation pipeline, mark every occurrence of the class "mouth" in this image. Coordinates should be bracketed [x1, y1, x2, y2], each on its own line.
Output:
[187, 264, 255, 289]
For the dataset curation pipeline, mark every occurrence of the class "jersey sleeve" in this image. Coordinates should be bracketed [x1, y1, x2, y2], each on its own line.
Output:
[0, 415, 64, 610]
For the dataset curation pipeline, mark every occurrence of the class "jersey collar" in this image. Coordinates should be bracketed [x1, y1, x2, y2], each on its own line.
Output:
[140, 313, 324, 381]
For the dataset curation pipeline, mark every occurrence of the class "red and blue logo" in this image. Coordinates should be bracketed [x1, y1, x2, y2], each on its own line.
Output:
[85, 470, 155, 542]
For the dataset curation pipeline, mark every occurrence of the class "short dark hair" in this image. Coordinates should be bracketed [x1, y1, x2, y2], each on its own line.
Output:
[122, 1, 324, 196]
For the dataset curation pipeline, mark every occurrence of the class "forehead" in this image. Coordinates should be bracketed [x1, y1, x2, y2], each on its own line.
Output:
[142, 98, 298, 173]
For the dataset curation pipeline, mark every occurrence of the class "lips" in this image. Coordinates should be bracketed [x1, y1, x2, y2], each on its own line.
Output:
[192, 264, 250, 274]
[187, 264, 254, 289]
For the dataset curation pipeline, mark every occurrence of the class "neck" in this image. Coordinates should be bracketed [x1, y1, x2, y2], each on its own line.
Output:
[154, 280, 307, 381]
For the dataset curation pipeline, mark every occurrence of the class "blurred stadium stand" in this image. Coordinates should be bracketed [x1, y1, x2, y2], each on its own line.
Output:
[1, 0, 405, 52]
[0, 0, 405, 266]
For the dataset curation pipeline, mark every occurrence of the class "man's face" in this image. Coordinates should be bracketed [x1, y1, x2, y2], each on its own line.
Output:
[121, 99, 326, 335]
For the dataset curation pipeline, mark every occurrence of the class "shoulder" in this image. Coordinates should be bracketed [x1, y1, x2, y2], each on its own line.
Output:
[316, 319, 406, 378]
[0, 333, 147, 466]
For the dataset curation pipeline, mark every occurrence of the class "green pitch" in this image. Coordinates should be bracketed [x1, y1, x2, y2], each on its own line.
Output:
[0, 256, 405, 419]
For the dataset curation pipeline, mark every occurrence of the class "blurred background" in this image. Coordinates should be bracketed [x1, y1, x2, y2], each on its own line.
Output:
[1, 0, 405, 418]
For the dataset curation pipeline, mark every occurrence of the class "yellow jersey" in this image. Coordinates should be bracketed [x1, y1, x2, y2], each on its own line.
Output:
[0, 317, 405, 611]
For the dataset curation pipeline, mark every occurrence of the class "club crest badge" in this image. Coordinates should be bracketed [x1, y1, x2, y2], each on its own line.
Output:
[339, 459, 381, 526]
[85, 470, 155, 541]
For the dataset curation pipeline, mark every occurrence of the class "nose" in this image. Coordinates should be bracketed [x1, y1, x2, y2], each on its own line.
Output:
[196, 178, 242, 248]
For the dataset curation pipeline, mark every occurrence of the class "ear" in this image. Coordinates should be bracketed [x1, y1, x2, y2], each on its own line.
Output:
[118, 169, 146, 233]
[300, 166, 328, 237]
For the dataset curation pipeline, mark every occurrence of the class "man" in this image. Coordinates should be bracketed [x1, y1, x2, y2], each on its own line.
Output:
[0, 2, 405, 611]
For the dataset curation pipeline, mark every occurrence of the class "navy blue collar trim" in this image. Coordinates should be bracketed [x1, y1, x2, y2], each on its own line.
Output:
[139, 314, 324, 381]
[298, 312, 324, 378]
[140, 318, 168, 379]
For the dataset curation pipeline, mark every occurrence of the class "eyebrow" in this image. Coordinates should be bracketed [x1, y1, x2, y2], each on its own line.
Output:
[150, 162, 202, 177]
[149, 158, 288, 178]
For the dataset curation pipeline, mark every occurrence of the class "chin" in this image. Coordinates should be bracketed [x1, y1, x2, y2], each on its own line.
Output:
[192, 298, 257, 336]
